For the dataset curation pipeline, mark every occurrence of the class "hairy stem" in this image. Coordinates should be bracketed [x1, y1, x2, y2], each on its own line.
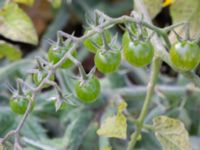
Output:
[1, 2, 200, 148]
[127, 57, 161, 150]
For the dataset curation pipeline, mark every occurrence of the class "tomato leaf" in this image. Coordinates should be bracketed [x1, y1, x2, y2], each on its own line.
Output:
[170, 0, 200, 37]
[142, 0, 163, 19]
[101, 147, 112, 150]
[13, 0, 35, 6]
[63, 111, 93, 150]
[153, 116, 192, 150]
[55, 98, 63, 111]
[0, 40, 22, 61]
[0, 3, 38, 45]
[97, 101, 127, 139]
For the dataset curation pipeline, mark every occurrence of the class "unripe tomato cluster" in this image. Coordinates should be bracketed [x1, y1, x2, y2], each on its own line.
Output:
[10, 25, 200, 114]
[84, 30, 155, 73]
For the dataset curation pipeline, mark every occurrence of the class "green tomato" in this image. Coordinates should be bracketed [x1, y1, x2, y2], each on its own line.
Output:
[75, 76, 100, 103]
[9, 97, 34, 115]
[170, 41, 200, 71]
[122, 31, 130, 47]
[83, 30, 111, 53]
[48, 45, 77, 68]
[94, 50, 121, 73]
[122, 32, 154, 67]
[32, 71, 54, 88]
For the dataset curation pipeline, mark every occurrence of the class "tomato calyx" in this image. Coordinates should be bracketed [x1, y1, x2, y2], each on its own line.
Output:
[52, 93, 73, 111]
[94, 48, 121, 73]
[49, 40, 77, 68]
[30, 57, 55, 87]
[83, 29, 112, 53]
[79, 66, 96, 86]
[9, 87, 35, 115]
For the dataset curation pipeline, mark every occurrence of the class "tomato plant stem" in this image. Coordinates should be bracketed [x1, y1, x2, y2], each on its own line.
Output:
[127, 57, 161, 150]
[1, 1, 200, 147]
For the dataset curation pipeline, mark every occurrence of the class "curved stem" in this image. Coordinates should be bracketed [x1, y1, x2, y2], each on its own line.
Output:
[163, 22, 186, 32]
[160, 31, 171, 48]
[101, 31, 110, 50]
[1, 2, 200, 147]
[68, 54, 88, 80]
[1, 94, 35, 145]
[127, 57, 161, 150]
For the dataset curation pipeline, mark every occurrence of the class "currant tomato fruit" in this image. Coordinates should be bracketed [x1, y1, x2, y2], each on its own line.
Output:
[75, 76, 100, 103]
[122, 32, 154, 67]
[83, 30, 111, 53]
[170, 41, 200, 71]
[94, 50, 121, 73]
[48, 45, 77, 68]
[32, 71, 54, 88]
[9, 97, 34, 115]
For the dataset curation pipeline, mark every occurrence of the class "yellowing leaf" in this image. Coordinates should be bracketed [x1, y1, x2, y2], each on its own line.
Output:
[97, 101, 127, 139]
[170, 0, 200, 37]
[13, 0, 35, 6]
[153, 116, 191, 150]
[0, 3, 38, 45]
[0, 40, 22, 61]
[101, 147, 112, 150]
[143, 0, 163, 19]
[118, 100, 127, 113]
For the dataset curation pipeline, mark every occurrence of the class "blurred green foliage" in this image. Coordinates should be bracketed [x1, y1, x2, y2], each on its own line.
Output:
[0, 0, 200, 150]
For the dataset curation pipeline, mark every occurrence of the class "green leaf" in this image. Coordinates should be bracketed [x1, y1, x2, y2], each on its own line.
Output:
[0, 3, 38, 45]
[142, 0, 163, 19]
[153, 116, 192, 150]
[37, 138, 66, 149]
[13, 0, 35, 6]
[0, 40, 22, 61]
[135, 132, 162, 150]
[23, 137, 59, 150]
[0, 59, 33, 82]
[170, 0, 200, 37]
[0, 111, 16, 136]
[97, 101, 127, 139]
[63, 110, 93, 150]
[21, 116, 46, 139]
[79, 122, 99, 150]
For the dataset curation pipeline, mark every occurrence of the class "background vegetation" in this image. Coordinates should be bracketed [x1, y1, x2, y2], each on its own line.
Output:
[0, 0, 200, 150]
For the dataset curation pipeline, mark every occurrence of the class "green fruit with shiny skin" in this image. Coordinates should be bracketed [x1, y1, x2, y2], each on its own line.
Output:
[48, 45, 77, 68]
[75, 76, 100, 103]
[10, 97, 34, 115]
[94, 50, 121, 73]
[122, 32, 154, 67]
[170, 41, 200, 71]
